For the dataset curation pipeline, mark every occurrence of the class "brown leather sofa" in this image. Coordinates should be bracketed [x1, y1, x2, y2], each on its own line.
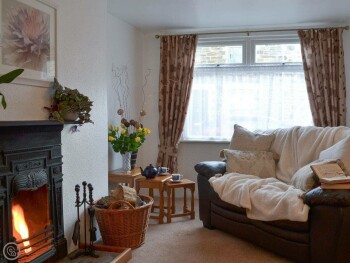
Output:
[196, 161, 350, 263]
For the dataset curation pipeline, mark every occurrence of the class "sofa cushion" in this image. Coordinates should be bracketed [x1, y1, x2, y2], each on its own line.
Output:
[211, 192, 247, 215]
[252, 220, 309, 244]
[211, 203, 251, 224]
[291, 159, 337, 192]
[224, 149, 276, 178]
[212, 193, 309, 232]
[319, 137, 350, 174]
[229, 124, 275, 151]
[263, 219, 309, 233]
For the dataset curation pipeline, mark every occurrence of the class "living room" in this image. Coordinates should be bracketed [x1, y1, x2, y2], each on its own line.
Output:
[0, 0, 350, 262]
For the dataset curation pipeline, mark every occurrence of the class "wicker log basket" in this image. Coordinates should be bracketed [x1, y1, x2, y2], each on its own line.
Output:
[95, 194, 153, 249]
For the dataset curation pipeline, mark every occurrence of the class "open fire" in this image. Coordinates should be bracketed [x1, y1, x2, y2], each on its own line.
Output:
[12, 204, 32, 254]
[0, 121, 67, 262]
[9, 186, 55, 262]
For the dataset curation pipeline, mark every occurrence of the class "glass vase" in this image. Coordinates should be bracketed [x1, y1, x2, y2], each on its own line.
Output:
[121, 152, 132, 172]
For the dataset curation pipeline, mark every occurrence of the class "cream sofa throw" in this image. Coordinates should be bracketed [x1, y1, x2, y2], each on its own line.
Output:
[267, 126, 350, 183]
[209, 173, 309, 222]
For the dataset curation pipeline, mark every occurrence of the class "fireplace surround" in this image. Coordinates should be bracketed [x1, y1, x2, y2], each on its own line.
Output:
[0, 121, 67, 262]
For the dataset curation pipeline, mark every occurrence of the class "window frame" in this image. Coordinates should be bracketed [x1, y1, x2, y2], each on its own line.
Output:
[182, 33, 309, 142]
[195, 39, 248, 67]
[250, 37, 303, 65]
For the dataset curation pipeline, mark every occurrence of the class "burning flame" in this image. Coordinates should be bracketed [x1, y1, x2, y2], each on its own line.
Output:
[12, 204, 32, 253]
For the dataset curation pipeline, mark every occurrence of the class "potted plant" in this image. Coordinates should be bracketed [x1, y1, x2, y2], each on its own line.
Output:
[44, 78, 93, 124]
[0, 69, 24, 109]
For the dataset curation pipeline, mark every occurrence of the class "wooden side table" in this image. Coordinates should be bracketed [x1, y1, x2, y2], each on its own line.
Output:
[135, 175, 171, 224]
[165, 179, 195, 223]
[108, 168, 142, 188]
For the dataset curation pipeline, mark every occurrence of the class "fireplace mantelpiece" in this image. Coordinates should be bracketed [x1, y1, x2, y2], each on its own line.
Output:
[0, 121, 67, 262]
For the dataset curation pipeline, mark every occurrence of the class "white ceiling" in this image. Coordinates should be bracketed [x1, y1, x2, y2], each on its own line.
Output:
[108, 0, 350, 33]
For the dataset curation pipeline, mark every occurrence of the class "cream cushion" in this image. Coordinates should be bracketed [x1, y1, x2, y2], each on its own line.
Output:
[224, 149, 276, 179]
[319, 137, 350, 174]
[229, 124, 275, 151]
[291, 159, 337, 192]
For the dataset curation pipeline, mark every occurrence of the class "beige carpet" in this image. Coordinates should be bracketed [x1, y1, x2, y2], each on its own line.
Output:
[130, 199, 292, 263]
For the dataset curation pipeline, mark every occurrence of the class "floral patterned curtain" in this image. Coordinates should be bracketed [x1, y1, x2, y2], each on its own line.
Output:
[298, 28, 346, 127]
[157, 35, 197, 172]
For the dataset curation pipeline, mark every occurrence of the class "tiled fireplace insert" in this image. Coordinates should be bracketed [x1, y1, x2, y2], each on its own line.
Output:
[0, 121, 67, 262]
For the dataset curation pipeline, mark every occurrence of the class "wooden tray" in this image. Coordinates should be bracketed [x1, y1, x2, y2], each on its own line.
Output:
[73, 241, 132, 263]
[94, 241, 132, 263]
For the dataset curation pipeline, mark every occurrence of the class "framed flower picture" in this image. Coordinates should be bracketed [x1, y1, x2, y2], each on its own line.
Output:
[0, 0, 57, 87]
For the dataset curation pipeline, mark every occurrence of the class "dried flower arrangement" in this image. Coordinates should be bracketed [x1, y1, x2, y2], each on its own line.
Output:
[108, 66, 151, 155]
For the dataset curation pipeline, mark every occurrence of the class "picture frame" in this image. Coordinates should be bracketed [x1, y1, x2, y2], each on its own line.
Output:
[0, 0, 57, 87]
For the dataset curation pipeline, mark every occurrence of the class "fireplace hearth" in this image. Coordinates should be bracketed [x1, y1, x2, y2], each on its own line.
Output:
[0, 121, 67, 262]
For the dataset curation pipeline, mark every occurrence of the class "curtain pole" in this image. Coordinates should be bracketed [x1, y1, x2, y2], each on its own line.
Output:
[155, 25, 349, 39]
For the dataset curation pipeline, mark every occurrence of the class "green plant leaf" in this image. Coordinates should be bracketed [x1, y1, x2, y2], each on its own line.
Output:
[0, 93, 6, 109]
[0, 69, 24, 84]
[44, 78, 93, 123]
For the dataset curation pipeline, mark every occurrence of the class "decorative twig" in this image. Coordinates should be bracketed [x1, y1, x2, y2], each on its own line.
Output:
[139, 69, 151, 122]
[111, 65, 151, 122]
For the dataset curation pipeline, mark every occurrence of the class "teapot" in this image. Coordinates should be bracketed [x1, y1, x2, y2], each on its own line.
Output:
[140, 164, 159, 179]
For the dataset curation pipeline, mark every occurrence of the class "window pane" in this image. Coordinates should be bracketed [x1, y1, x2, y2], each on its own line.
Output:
[183, 66, 313, 141]
[195, 45, 243, 65]
[255, 43, 302, 63]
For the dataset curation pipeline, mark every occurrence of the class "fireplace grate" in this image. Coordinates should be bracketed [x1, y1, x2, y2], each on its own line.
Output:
[16, 226, 55, 262]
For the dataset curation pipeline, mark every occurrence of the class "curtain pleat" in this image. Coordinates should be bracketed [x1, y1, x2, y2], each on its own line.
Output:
[157, 35, 198, 172]
[298, 28, 346, 127]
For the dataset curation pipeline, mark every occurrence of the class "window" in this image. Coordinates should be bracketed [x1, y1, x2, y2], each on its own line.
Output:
[183, 34, 313, 141]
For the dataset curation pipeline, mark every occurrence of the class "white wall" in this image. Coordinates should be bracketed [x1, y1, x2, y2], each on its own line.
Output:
[107, 12, 145, 170]
[138, 34, 161, 168]
[56, 0, 108, 253]
[344, 29, 350, 125]
[0, 0, 109, 254]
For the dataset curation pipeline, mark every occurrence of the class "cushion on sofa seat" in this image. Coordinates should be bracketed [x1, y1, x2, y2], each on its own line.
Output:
[211, 191, 247, 215]
[251, 220, 309, 244]
[319, 137, 350, 174]
[291, 159, 337, 192]
[263, 219, 309, 233]
[224, 149, 276, 178]
[211, 202, 251, 224]
[211, 192, 309, 232]
[229, 124, 275, 151]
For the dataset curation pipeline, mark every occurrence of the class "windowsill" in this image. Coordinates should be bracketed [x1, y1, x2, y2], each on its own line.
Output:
[180, 140, 229, 144]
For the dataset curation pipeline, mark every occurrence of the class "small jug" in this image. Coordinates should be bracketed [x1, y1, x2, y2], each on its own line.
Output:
[158, 166, 169, 175]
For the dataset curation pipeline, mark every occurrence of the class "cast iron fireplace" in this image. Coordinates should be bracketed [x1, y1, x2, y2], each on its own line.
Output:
[0, 121, 67, 262]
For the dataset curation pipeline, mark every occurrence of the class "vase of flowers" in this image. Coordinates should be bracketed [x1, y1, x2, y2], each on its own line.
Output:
[108, 118, 151, 172]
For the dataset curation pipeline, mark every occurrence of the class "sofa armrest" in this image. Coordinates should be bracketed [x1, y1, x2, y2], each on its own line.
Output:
[303, 187, 350, 207]
[194, 161, 226, 179]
